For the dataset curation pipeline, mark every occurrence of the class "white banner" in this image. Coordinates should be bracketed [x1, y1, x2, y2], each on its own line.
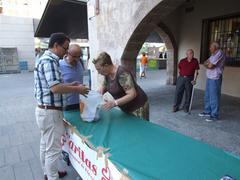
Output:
[61, 125, 129, 180]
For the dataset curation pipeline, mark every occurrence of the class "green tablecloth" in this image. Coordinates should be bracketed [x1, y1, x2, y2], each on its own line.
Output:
[64, 109, 240, 180]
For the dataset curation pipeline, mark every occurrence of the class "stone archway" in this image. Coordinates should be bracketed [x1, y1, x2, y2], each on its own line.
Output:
[121, 0, 184, 85]
[121, 22, 177, 85]
[88, 0, 186, 90]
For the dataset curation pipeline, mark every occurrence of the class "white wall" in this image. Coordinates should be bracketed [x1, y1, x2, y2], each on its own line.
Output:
[0, 15, 35, 71]
[177, 0, 240, 97]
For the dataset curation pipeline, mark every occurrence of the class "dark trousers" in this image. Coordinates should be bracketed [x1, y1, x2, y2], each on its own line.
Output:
[174, 76, 194, 110]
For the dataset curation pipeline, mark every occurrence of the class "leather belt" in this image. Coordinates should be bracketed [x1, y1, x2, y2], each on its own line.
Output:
[181, 75, 194, 78]
[38, 105, 63, 111]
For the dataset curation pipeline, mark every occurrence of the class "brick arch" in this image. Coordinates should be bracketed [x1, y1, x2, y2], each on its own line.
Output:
[121, 0, 184, 84]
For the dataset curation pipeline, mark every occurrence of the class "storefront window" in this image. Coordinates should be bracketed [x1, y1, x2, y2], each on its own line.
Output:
[201, 14, 240, 66]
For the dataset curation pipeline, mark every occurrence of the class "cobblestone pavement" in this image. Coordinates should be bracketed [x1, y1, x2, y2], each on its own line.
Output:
[0, 70, 239, 180]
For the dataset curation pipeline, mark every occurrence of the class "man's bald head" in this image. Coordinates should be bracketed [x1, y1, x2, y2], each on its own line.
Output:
[68, 44, 82, 54]
[66, 44, 82, 66]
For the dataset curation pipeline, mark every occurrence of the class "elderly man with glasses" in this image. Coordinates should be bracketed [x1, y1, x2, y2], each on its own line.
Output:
[59, 44, 85, 110]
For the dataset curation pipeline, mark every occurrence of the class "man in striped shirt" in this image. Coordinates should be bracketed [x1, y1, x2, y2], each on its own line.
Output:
[34, 33, 89, 180]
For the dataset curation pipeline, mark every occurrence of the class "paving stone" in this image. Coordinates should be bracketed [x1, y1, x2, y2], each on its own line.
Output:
[22, 122, 38, 131]
[13, 123, 26, 135]
[5, 146, 21, 165]
[18, 144, 35, 161]
[0, 166, 15, 180]
[30, 142, 40, 158]
[9, 134, 23, 146]
[21, 131, 36, 143]
[13, 161, 34, 180]
[0, 125, 15, 136]
[0, 148, 5, 167]
[1, 70, 240, 180]
[29, 158, 44, 180]
[0, 135, 10, 149]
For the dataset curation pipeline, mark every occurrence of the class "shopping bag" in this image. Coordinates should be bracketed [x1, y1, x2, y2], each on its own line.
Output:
[103, 91, 115, 102]
[102, 92, 120, 110]
[80, 91, 103, 122]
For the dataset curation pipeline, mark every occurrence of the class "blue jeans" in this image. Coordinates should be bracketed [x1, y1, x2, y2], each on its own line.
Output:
[204, 76, 222, 119]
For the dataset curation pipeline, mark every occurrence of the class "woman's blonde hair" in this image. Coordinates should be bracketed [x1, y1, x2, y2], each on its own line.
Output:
[92, 52, 113, 66]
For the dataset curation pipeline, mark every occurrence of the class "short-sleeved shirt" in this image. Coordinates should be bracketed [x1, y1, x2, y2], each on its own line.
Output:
[141, 56, 148, 65]
[178, 58, 199, 76]
[206, 49, 225, 79]
[103, 70, 134, 91]
[103, 66, 148, 113]
[34, 50, 63, 107]
[59, 59, 84, 105]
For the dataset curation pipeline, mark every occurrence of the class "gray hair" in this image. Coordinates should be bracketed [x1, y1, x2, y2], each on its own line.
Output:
[92, 52, 113, 66]
[186, 49, 194, 54]
[211, 42, 220, 49]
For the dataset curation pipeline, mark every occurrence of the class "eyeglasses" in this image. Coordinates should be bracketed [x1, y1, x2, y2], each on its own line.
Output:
[68, 52, 82, 59]
[60, 45, 68, 52]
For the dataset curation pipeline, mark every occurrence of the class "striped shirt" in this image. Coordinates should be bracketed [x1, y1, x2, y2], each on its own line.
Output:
[206, 49, 225, 80]
[34, 50, 64, 107]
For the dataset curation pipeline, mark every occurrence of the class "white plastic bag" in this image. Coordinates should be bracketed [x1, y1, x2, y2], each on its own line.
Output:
[80, 91, 103, 122]
[102, 91, 115, 102]
[102, 92, 120, 110]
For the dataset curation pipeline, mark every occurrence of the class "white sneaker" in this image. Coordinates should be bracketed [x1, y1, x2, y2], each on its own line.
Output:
[205, 118, 213, 122]
[198, 112, 211, 117]
[205, 117, 218, 122]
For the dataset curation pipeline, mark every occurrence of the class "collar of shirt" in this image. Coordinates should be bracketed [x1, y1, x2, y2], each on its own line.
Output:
[44, 50, 60, 65]
[183, 57, 196, 62]
[61, 58, 80, 68]
[212, 49, 221, 56]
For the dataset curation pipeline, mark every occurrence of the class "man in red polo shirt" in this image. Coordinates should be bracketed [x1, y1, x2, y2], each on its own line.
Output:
[173, 49, 199, 113]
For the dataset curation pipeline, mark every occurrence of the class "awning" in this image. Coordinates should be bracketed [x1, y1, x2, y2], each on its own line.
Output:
[34, 0, 88, 39]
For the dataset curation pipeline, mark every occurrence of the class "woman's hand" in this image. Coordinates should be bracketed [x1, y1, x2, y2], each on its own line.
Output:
[102, 100, 116, 110]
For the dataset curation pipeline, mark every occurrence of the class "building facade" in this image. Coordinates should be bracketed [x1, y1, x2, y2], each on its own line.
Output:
[0, 15, 35, 72]
[87, 0, 240, 97]
[0, 0, 48, 72]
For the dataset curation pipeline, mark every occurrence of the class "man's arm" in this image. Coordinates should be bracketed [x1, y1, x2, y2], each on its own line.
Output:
[43, 61, 89, 95]
[194, 70, 198, 81]
[204, 59, 216, 69]
[191, 70, 199, 85]
[204, 50, 224, 69]
[51, 83, 89, 95]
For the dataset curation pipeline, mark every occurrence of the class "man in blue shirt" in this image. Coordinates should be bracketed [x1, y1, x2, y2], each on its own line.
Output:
[60, 44, 85, 110]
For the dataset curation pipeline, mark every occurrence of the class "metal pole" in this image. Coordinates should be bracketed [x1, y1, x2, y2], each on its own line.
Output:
[188, 85, 195, 114]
